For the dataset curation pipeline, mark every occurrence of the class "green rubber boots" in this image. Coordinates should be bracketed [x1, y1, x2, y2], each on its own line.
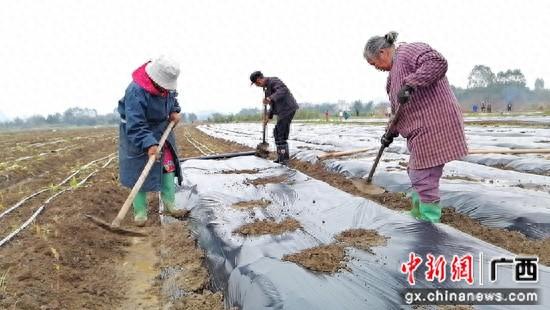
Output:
[132, 172, 187, 226]
[409, 191, 441, 223]
[132, 191, 148, 226]
[161, 172, 188, 218]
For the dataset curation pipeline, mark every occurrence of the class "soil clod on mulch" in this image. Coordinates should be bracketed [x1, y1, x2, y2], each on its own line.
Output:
[442, 175, 478, 182]
[335, 228, 389, 253]
[289, 159, 550, 266]
[244, 175, 288, 186]
[283, 244, 347, 273]
[219, 169, 261, 175]
[234, 218, 301, 236]
[231, 199, 271, 209]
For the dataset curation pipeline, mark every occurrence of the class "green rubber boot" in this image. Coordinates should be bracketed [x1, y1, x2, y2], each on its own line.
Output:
[410, 191, 421, 219]
[161, 172, 188, 218]
[419, 201, 442, 223]
[133, 191, 147, 226]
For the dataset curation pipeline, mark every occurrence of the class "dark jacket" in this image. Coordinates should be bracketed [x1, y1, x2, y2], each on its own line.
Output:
[117, 81, 182, 192]
[264, 77, 299, 119]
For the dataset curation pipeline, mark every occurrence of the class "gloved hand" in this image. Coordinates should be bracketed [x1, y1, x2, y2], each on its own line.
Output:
[397, 85, 414, 104]
[380, 132, 397, 147]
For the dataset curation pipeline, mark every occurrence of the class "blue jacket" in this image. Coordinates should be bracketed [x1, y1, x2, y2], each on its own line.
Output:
[117, 82, 182, 192]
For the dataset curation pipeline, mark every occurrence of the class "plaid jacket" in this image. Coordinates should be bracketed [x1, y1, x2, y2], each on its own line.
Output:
[387, 42, 468, 169]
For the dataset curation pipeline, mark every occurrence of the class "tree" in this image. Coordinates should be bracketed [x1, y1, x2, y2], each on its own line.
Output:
[12, 117, 24, 127]
[535, 78, 545, 91]
[63, 107, 98, 125]
[181, 113, 189, 123]
[364, 101, 374, 114]
[467, 65, 495, 88]
[188, 113, 198, 123]
[496, 69, 526, 87]
[352, 100, 363, 116]
[27, 115, 47, 127]
[46, 113, 62, 124]
[208, 113, 227, 123]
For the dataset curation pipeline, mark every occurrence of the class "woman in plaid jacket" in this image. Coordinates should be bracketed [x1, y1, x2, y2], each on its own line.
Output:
[363, 31, 468, 223]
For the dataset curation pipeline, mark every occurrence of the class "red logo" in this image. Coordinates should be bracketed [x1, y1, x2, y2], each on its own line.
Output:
[450, 254, 474, 284]
[425, 254, 447, 283]
[401, 252, 423, 285]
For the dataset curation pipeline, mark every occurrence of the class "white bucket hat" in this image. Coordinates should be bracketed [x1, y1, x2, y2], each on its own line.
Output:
[145, 55, 180, 90]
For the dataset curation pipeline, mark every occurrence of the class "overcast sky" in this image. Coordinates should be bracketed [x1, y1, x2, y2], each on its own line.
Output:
[1, 0, 549, 119]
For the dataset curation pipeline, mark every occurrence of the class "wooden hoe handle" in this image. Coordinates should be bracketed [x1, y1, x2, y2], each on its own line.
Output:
[111, 121, 176, 228]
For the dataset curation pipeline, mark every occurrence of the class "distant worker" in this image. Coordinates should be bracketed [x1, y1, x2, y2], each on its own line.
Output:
[472, 104, 478, 113]
[507, 102, 512, 112]
[363, 31, 468, 223]
[250, 71, 299, 166]
[343, 110, 350, 120]
[117, 56, 187, 226]
[325, 110, 330, 122]
[481, 101, 486, 113]
[338, 111, 343, 122]
[487, 103, 492, 113]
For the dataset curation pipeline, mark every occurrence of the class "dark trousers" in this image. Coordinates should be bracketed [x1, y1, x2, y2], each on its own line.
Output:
[273, 112, 295, 146]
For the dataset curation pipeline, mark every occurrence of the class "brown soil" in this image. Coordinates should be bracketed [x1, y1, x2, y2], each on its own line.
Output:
[171, 291, 224, 310]
[442, 175, 478, 182]
[150, 221, 215, 310]
[478, 161, 550, 177]
[219, 169, 260, 174]
[283, 244, 347, 273]
[0, 156, 132, 309]
[234, 218, 302, 236]
[514, 183, 548, 191]
[289, 159, 550, 266]
[0, 128, 116, 193]
[441, 209, 550, 265]
[176, 125, 252, 158]
[232, 199, 271, 209]
[0, 125, 247, 309]
[118, 232, 161, 309]
[244, 175, 288, 186]
[465, 120, 550, 128]
[335, 228, 389, 254]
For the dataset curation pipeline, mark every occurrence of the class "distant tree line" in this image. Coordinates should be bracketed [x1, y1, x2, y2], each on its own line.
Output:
[0, 107, 120, 130]
[206, 65, 550, 123]
[0, 107, 202, 130]
[206, 100, 376, 123]
[3, 64, 550, 128]
[452, 65, 550, 112]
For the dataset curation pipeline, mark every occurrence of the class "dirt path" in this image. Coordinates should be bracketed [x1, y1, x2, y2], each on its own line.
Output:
[118, 235, 160, 309]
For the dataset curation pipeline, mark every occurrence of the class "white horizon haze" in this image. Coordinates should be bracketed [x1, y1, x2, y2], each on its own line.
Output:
[1, 0, 549, 120]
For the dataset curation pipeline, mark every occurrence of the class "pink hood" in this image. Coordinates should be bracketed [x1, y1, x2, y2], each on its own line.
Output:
[132, 62, 167, 97]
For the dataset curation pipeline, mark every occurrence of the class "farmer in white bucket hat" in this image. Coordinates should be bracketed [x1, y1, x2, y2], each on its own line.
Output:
[145, 56, 180, 90]
[117, 55, 187, 226]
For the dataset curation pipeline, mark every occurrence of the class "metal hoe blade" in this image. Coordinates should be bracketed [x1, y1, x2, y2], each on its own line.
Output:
[84, 214, 147, 237]
[351, 179, 386, 195]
